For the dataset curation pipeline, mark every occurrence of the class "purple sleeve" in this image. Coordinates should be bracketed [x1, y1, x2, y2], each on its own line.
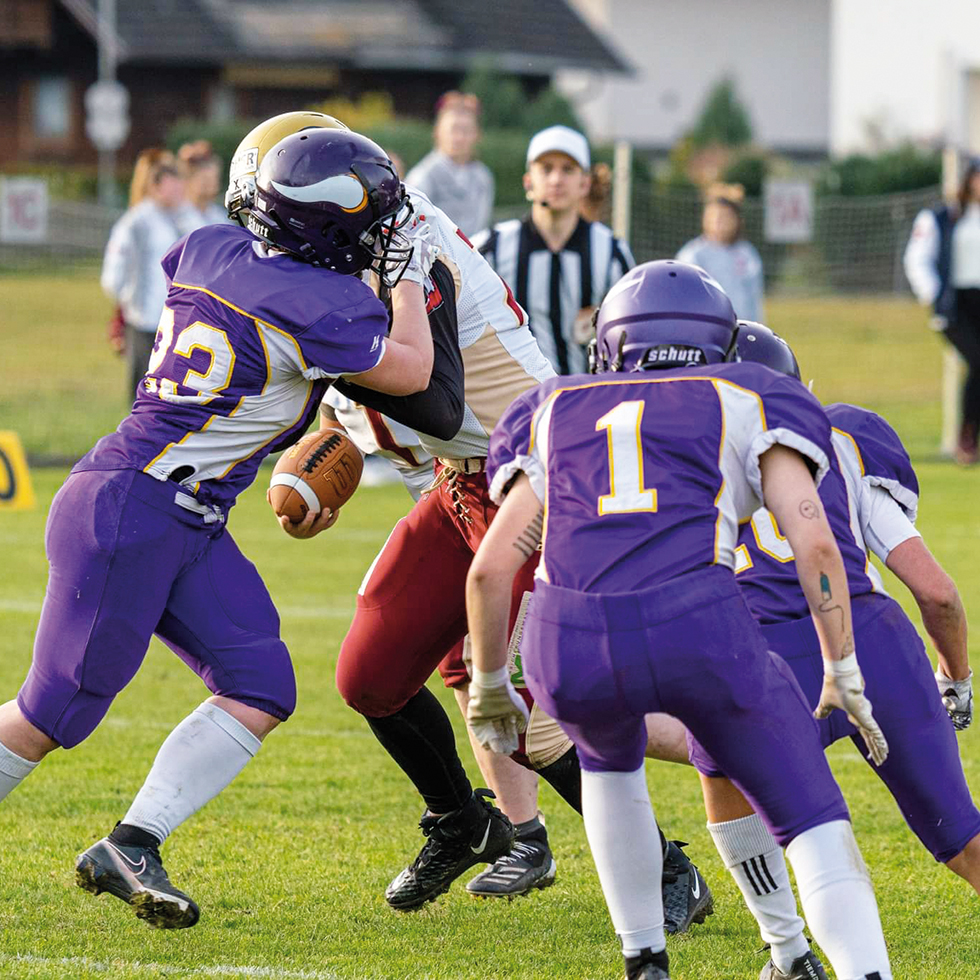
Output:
[160, 235, 187, 287]
[825, 403, 919, 520]
[744, 366, 833, 498]
[487, 381, 557, 504]
[296, 292, 390, 379]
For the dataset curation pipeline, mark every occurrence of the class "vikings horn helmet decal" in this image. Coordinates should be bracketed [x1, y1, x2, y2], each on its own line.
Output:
[225, 111, 349, 225]
[246, 128, 413, 286]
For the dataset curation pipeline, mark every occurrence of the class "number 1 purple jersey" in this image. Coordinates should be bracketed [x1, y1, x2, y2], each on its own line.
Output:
[73, 223, 389, 509]
[487, 362, 833, 594]
[734, 401, 919, 624]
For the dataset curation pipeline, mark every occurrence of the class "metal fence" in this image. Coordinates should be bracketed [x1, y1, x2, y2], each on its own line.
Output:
[0, 186, 941, 298]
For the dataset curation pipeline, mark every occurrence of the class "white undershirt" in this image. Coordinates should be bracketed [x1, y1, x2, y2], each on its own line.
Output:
[952, 203, 980, 288]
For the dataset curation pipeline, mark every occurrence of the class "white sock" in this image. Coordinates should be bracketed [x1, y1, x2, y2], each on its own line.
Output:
[123, 702, 262, 843]
[581, 766, 666, 956]
[786, 820, 891, 980]
[0, 740, 39, 803]
[707, 814, 809, 972]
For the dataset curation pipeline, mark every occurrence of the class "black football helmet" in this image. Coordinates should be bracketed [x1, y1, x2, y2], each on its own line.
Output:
[731, 320, 801, 379]
[246, 128, 413, 286]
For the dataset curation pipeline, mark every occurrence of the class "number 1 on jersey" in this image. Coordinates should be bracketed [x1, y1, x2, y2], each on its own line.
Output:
[596, 400, 658, 515]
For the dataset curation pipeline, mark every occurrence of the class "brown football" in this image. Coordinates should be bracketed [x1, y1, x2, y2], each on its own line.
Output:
[269, 429, 364, 522]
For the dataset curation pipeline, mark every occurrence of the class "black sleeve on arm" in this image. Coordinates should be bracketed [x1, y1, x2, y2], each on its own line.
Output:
[332, 260, 465, 441]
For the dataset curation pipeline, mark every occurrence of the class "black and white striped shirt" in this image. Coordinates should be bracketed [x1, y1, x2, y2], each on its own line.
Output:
[472, 216, 634, 375]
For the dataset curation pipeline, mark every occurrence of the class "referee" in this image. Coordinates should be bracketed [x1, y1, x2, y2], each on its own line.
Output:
[472, 126, 634, 375]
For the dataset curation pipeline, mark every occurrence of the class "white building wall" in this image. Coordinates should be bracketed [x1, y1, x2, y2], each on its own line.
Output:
[830, 0, 980, 155]
[559, 0, 830, 153]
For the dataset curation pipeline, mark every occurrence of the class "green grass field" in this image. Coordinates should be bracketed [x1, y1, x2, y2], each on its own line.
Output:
[0, 275, 978, 978]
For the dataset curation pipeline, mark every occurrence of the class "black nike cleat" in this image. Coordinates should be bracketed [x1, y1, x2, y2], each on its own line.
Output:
[465, 835, 557, 898]
[75, 837, 200, 929]
[759, 948, 829, 980]
[624, 947, 670, 980]
[662, 839, 714, 934]
[385, 789, 514, 911]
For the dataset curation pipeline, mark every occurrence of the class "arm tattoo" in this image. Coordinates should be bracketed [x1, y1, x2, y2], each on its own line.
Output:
[799, 499, 820, 520]
[817, 571, 848, 651]
[512, 509, 544, 561]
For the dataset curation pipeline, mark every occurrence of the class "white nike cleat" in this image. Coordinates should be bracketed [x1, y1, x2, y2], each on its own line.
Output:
[385, 789, 514, 911]
[75, 837, 200, 929]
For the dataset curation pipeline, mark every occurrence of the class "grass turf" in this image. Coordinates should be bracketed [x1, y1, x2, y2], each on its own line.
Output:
[0, 275, 978, 978]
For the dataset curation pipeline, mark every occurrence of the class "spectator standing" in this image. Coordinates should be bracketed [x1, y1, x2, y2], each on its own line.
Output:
[177, 140, 226, 228]
[101, 149, 191, 399]
[405, 92, 493, 237]
[676, 184, 765, 323]
[904, 158, 980, 465]
[473, 126, 634, 375]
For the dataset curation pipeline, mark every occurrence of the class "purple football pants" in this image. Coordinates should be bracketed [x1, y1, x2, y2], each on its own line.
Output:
[743, 593, 980, 863]
[521, 565, 849, 847]
[18, 468, 295, 749]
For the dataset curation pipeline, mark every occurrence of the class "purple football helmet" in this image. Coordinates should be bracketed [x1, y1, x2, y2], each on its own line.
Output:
[590, 261, 737, 373]
[247, 128, 412, 285]
[732, 320, 801, 379]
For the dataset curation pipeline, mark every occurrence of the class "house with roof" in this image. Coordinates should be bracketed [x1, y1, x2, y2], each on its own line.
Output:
[0, 0, 627, 169]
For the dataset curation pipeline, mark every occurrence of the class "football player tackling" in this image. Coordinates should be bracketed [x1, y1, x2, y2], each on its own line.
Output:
[0, 128, 435, 928]
[466, 261, 893, 979]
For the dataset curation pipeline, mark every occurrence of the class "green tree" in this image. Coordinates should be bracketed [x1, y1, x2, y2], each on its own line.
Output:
[689, 77, 753, 149]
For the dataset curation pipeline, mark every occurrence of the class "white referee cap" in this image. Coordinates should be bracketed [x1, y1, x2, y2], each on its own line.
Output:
[526, 126, 591, 171]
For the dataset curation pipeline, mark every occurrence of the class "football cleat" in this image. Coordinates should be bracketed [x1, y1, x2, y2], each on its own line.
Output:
[758, 948, 829, 980]
[75, 837, 200, 929]
[465, 835, 557, 898]
[385, 789, 514, 911]
[662, 839, 714, 934]
[624, 947, 670, 980]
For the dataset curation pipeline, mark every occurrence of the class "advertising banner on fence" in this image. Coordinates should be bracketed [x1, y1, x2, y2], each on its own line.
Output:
[0, 178, 49, 245]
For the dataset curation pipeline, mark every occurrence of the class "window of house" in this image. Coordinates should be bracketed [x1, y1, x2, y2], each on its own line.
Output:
[33, 76, 71, 139]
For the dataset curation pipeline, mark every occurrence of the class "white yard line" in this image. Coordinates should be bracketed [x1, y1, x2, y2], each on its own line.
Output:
[0, 954, 343, 979]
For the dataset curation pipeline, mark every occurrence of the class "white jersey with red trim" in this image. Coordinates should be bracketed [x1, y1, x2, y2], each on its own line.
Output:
[322, 388, 433, 500]
[404, 187, 556, 460]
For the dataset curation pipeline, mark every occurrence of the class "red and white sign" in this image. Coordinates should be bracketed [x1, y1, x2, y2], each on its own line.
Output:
[764, 179, 813, 243]
[0, 177, 49, 244]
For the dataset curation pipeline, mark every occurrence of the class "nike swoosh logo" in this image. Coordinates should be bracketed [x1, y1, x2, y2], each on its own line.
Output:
[108, 842, 147, 875]
[470, 821, 491, 855]
[690, 876, 700, 900]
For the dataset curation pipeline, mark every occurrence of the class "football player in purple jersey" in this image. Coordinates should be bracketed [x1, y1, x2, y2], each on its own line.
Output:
[680, 322, 977, 979]
[0, 128, 437, 929]
[463, 261, 893, 980]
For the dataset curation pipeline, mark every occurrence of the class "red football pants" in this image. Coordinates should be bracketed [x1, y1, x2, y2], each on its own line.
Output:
[336, 466, 538, 718]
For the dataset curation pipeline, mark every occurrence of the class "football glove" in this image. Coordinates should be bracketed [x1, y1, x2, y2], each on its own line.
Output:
[815, 655, 889, 766]
[936, 668, 973, 731]
[468, 665, 529, 756]
[399, 219, 440, 287]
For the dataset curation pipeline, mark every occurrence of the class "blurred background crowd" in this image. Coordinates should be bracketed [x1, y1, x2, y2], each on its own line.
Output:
[3, 0, 980, 463]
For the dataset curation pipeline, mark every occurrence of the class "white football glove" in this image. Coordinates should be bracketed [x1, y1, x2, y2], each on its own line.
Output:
[399, 233, 440, 287]
[467, 665, 529, 756]
[814, 655, 889, 766]
[936, 668, 973, 731]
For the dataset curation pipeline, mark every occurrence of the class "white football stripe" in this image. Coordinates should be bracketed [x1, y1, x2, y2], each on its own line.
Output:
[270, 174, 366, 209]
[0, 954, 341, 979]
[269, 473, 321, 515]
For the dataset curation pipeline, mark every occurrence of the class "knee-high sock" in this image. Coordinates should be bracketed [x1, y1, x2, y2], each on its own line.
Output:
[707, 814, 809, 972]
[786, 820, 891, 980]
[581, 766, 665, 956]
[366, 686, 472, 814]
[123, 702, 261, 844]
[0, 741, 38, 804]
